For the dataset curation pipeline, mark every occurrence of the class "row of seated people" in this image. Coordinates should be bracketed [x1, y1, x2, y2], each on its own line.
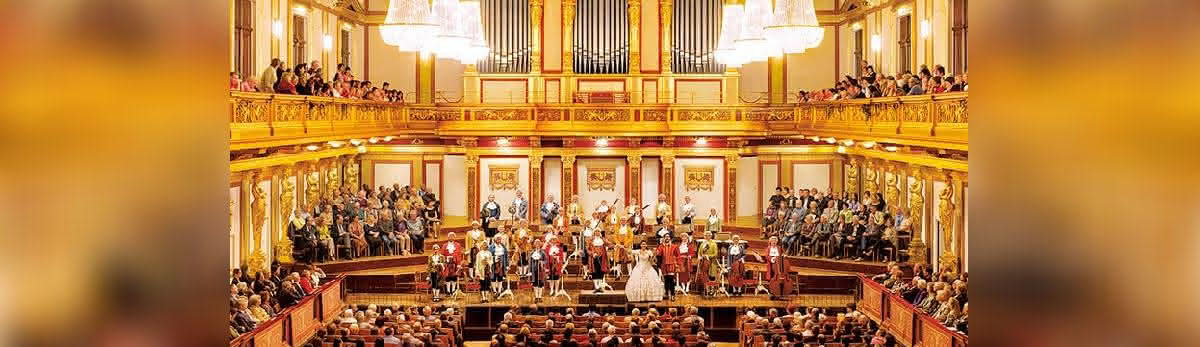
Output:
[739, 305, 889, 346]
[493, 305, 714, 347]
[229, 263, 327, 338]
[308, 304, 466, 347]
[874, 263, 968, 334]
[763, 189, 910, 262]
[292, 184, 442, 263]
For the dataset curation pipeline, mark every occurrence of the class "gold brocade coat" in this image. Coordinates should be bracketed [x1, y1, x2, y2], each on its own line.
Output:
[567, 203, 583, 223]
[466, 228, 487, 252]
[656, 202, 671, 220]
[697, 239, 720, 278]
[610, 225, 634, 262]
[514, 228, 533, 254]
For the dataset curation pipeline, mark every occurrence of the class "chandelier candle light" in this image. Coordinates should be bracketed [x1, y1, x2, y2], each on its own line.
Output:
[380, 0, 440, 53]
[765, 0, 824, 54]
[715, 0, 823, 66]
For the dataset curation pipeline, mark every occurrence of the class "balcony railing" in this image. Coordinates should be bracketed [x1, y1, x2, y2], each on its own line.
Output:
[230, 91, 966, 147]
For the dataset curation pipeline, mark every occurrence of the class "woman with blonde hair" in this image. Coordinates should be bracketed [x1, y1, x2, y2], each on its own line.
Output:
[248, 295, 270, 322]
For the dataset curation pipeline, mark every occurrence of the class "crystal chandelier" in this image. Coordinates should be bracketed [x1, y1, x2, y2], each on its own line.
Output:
[459, 0, 490, 63]
[714, 3, 746, 67]
[431, 0, 469, 61]
[379, 0, 439, 53]
[765, 0, 824, 53]
[733, 0, 781, 63]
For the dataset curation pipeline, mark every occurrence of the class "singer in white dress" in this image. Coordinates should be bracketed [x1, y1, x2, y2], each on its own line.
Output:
[625, 243, 666, 302]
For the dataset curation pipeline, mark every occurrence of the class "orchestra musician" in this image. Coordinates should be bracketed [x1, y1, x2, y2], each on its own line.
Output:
[696, 231, 720, 297]
[488, 234, 509, 296]
[529, 239, 548, 302]
[545, 232, 568, 298]
[727, 234, 747, 296]
[540, 194, 560, 225]
[514, 219, 533, 277]
[429, 244, 444, 300]
[466, 221, 487, 278]
[704, 208, 721, 235]
[610, 218, 635, 277]
[655, 194, 671, 225]
[755, 236, 791, 300]
[626, 199, 648, 236]
[509, 190, 529, 221]
[442, 233, 463, 295]
[475, 239, 494, 303]
[481, 194, 502, 237]
[567, 195, 584, 225]
[676, 233, 696, 295]
[656, 236, 680, 300]
[588, 234, 610, 293]
[680, 196, 696, 225]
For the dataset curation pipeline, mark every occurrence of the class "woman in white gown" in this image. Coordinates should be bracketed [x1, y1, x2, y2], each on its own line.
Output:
[626, 241, 665, 302]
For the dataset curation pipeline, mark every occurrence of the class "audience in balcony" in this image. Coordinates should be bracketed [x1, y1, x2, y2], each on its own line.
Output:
[234, 58, 406, 103]
[871, 262, 968, 335]
[796, 64, 966, 103]
[287, 183, 441, 263]
[230, 262, 328, 339]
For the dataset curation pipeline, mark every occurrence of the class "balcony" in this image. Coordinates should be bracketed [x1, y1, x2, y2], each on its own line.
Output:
[230, 91, 966, 150]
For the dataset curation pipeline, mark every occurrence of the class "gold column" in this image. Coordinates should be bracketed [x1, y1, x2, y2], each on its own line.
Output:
[562, 154, 576, 203]
[937, 170, 960, 274]
[661, 154, 675, 212]
[952, 171, 967, 272]
[628, 0, 641, 74]
[418, 53, 435, 104]
[659, 0, 672, 73]
[628, 154, 642, 205]
[530, 151, 544, 222]
[907, 166, 928, 264]
[467, 153, 480, 220]
[326, 158, 342, 200]
[345, 155, 361, 193]
[884, 162, 902, 213]
[725, 154, 738, 220]
[768, 56, 785, 103]
[530, 0, 543, 74]
[862, 159, 878, 196]
[240, 173, 253, 268]
[562, 0, 576, 74]
[303, 160, 321, 211]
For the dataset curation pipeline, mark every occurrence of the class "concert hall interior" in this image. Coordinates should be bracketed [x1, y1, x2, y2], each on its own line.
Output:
[228, 0, 968, 346]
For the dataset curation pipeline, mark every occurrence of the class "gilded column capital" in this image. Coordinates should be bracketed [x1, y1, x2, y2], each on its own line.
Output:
[465, 154, 479, 168]
[562, 154, 576, 167]
[661, 154, 675, 167]
[627, 154, 642, 169]
[724, 154, 739, 164]
[529, 153, 544, 169]
[659, 0, 672, 73]
[562, 0, 576, 74]
[627, 0, 642, 74]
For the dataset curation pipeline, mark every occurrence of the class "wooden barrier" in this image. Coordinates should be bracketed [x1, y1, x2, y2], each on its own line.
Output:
[857, 275, 967, 347]
[230, 275, 346, 347]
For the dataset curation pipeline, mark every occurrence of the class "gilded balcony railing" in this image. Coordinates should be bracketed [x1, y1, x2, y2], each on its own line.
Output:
[230, 91, 966, 148]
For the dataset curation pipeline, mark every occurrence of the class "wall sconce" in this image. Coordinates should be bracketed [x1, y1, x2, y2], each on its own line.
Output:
[357, 146, 367, 153]
[343, 23, 353, 31]
[824, 137, 837, 144]
[870, 34, 881, 52]
[695, 137, 708, 145]
[349, 139, 363, 146]
[368, 137, 380, 144]
[919, 19, 931, 38]
[851, 22, 862, 31]
[861, 141, 876, 149]
[272, 20, 283, 38]
[305, 144, 320, 151]
[595, 138, 609, 147]
[884, 145, 899, 152]
[497, 137, 510, 146]
[323, 34, 333, 50]
[327, 140, 346, 148]
[292, 6, 307, 16]
[897, 6, 911, 16]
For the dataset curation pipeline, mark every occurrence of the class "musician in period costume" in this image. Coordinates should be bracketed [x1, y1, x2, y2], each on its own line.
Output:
[696, 231, 721, 297]
[626, 199, 647, 236]
[704, 208, 721, 235]
[727, 235, 747, 296]
[429, 244, 444, 300]
[676, 233, 696, 295]
[481, 194, 502, 238]
[529, 239, 549, 302]
[475, 240, 494, 302]
[545, 233, 568, 298]
[465, 221, 487, 278]
[655, 236, 680, 300]
[655, 220, 675, 241]
[655, 194, 671, 225]
[513, 219, 533, 277]
[540, 194, 560, 225]
[588, 235, 610, 293]
[488, 234, 509, 295]
[611, 219, 636, 277]
[442, 232, 463, 295]
[577, 214, 602, 266]
[605, 202, 623, 234]
[567, 195, 584, 225]
[758, 236, 790, 300]
[680, 196, 696, 225]
[509, 190, 529, 221]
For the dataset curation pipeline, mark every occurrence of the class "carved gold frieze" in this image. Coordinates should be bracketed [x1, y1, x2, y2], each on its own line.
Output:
[273, 102, 306, 122]
[577, 109, 630, 122]
[475, 109, 530, 121]
[537, 109, 566, 121]
[676, 109, 733, 121]
[641, 110, 668, 121]
[936, 99, 968, 123]
[683, 165, 714, 191]
[586, 166, 616, 191]
[232, 99, 269, 123]
[489, 165, 519, 191]
[411, 108, 462, 121]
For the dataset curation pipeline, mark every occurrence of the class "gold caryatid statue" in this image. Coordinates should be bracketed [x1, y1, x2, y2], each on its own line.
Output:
[345, 162, 360, 192]
[251, 184, 267, 250]
[885, 173, 900, 207]
[326, 166, 341, 200]
[907, 177, 927, 264]
[846, 164, 859, 195]
[937, 185, 958, 274]
[305, 170, 321, 207]
[863, 166, 878, 194]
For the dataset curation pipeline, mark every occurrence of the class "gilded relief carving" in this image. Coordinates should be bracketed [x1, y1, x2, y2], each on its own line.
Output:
[677, 109, 733, 121]
[936, 99, 968, 123]
[587, 167, 617, 191]
[489, 165, 519, 191]
[475, 109, 529, 121]
[273, 102, 306, 122]
[536, 109, 565, 121]
[683, 166, 714, 191]
[578, 109, 629, 122]
[641, 110, 668, 121]
[232, 99, 268, 123]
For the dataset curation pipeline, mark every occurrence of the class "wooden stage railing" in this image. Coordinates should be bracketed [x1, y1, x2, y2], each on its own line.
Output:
[858, 274, 967, 347]
[230, 275, 346, 347]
